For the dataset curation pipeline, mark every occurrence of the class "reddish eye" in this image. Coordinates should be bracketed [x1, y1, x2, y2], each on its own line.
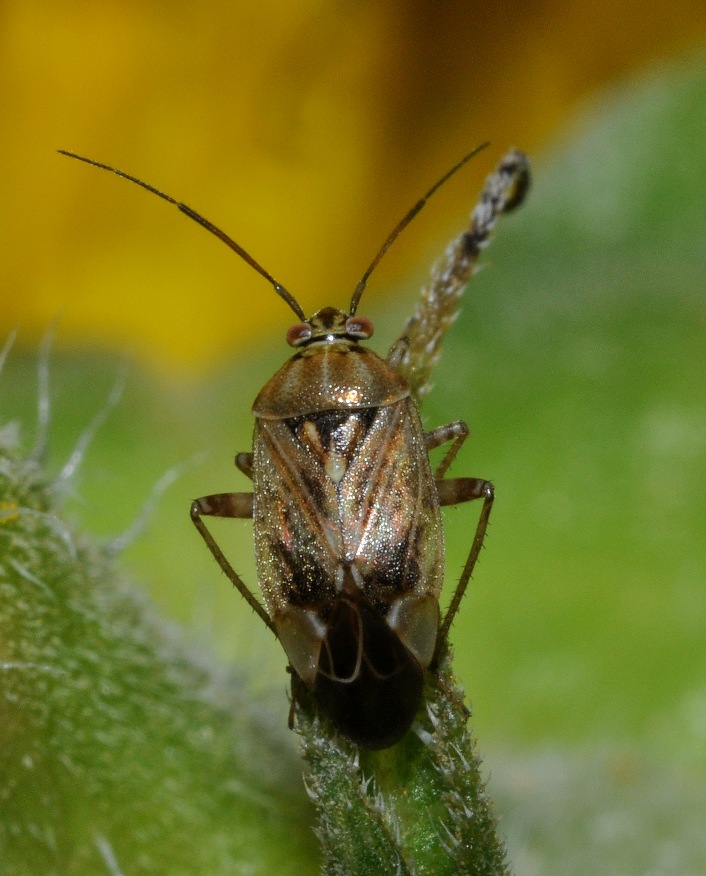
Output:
[345, 316, 374, 340]
[286, 322, 313, 347]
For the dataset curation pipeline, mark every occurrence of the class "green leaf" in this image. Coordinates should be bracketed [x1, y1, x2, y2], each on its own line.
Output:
[0, 425, 317, 875]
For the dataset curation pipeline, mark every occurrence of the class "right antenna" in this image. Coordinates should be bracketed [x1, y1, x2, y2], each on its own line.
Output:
[348, 142, 490, 316]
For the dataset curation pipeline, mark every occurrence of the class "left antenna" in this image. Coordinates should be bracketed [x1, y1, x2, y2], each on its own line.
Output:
[58, 150, 306, 321]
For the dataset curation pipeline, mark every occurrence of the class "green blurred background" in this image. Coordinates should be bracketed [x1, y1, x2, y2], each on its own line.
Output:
[1, 2, 706, 872]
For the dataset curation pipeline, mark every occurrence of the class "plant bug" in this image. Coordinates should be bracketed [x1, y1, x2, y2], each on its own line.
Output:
[60, 147, 529, 749]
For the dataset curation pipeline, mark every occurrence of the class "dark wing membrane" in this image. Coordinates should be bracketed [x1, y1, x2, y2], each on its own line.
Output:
[314, 588, 424, 750]
[253, 418, 343, 615]
[339, 399, 444, 609]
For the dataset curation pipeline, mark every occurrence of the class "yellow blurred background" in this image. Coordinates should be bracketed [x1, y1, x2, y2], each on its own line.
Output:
[2, 0, 706, 372]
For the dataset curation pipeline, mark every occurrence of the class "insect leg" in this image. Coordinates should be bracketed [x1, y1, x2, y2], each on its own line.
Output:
[426, 420, 469, 480]
[190, 492, 275, 632]
[434, 475, 494, 652]
[235, 452, 254, 479]
[426, 421, 494, 648]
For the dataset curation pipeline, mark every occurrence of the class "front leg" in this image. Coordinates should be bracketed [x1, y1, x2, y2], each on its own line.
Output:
[190, 490, 275, 633]
[426, 419, 469, 480]
[235, 452, 254, 479]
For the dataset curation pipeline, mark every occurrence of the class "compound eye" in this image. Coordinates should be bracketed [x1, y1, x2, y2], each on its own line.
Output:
[345, 316, 374, 340]
[286, 322, 313, 347]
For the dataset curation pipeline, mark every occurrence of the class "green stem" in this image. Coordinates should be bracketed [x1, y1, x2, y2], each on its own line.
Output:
[296, 648, 510, 876]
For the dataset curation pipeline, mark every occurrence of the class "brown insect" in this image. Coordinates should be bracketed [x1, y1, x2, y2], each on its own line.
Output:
[60, 147, 529, 749]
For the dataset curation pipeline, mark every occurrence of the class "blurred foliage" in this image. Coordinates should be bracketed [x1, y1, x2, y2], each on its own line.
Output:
[437, 51, 706, 754]
[1, 49, 706, 874]
[0, 421, 317, 874]
[494, 748, 706, 875]
[2, 1, 706, 369]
